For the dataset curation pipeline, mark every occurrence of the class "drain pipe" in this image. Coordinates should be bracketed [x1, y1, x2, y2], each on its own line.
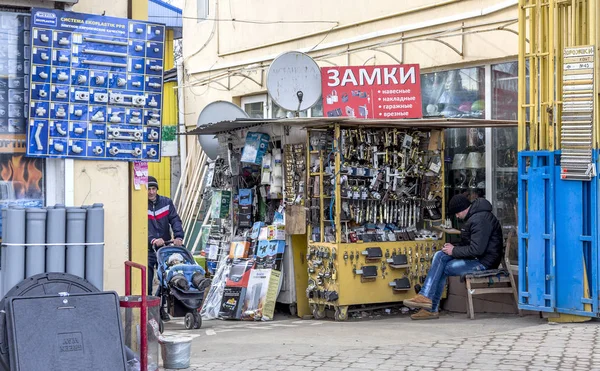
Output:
[177, 60, 188, 181]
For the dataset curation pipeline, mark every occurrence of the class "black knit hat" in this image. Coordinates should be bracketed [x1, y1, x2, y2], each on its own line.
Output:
[148, 176, 159, 190]
[448, 194, 470, 215]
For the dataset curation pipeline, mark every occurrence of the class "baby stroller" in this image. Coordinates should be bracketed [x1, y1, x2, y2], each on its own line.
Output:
[155, 245, 211, 330]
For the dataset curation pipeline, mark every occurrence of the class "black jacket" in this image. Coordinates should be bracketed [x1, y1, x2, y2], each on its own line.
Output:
[148, 195, 184, 251]
[452, 198, 503, 269]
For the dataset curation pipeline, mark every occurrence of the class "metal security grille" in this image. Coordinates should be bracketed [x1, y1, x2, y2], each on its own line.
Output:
[560, 46, 595, 181]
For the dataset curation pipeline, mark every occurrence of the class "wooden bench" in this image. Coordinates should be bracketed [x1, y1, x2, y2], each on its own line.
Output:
[463, 229, 519, 319]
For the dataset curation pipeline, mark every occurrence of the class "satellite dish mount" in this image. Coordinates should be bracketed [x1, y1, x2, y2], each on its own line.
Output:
[267, 51, 322, 116]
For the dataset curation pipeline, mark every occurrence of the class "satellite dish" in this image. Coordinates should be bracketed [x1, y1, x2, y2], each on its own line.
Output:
[196, 101, 249, 160]
[267, 51, 322, 112]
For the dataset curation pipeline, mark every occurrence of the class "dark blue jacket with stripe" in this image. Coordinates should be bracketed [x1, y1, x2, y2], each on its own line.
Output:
[148, 195, 184, 251]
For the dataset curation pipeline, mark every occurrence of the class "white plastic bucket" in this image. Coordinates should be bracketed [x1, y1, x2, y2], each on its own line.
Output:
[160, 335, 193, 369]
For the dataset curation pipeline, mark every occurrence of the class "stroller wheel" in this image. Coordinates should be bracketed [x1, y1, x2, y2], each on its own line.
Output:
[184, 313, 195, 330]
[193, 312, 202, 329]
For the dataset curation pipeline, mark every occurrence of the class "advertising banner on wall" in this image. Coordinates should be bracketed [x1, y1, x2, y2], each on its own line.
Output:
[321, 64, 423, 119]
[26, 8, 166, 162]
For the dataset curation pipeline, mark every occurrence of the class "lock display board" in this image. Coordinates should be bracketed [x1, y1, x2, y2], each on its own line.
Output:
[307, 241, 444, 309]
[26, 8, 166, 162]
[321, 65, 423, 120]
[305, 124, 446, 320]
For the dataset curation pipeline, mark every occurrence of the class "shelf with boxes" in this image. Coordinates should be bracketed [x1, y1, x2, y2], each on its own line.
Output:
[202, 127, 308, 321]
[305, 123, 447, 320]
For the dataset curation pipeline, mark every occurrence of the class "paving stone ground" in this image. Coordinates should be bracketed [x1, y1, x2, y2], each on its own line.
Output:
[162, 314, 600, 371]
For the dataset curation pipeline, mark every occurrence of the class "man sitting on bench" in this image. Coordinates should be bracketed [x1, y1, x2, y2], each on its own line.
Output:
[404, 194, 504, 320]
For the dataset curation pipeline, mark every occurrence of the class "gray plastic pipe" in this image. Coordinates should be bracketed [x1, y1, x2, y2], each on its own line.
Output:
[2, 208, 6, 240]
[66, 208, 87, 278]
[0, 208, 6, 296]
[3, 208, 26, 296]
[25, 209, 47, 277]
[85, 203, 104, 290]
[46, 205, 66, 273]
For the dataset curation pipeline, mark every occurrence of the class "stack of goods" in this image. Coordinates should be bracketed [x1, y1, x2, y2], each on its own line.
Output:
[218, 222, 285, 321]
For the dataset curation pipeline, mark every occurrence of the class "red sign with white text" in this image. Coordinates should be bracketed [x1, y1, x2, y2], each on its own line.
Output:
[321, 64, 422, 119]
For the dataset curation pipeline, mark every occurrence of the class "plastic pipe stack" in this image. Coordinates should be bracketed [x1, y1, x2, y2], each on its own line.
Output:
[3, 208, 25, 297]
[46, 205, 66, 273]
[66, 207, 87, 278]
[25, 209, 47, 277]
[85, 203, 105, 290]
[0, 204, 105, 296]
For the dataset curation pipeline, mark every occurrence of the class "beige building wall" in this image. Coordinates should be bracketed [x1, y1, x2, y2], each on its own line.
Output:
[181, 0, 520, 131]
[73, 0, 130, 293]
[12, 0, 131, 293]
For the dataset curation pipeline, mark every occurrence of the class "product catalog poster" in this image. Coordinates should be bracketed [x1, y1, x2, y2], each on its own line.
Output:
[321, 64, 423, 119]
[0, 12, 30, 150]
[27, 8, 166, 162]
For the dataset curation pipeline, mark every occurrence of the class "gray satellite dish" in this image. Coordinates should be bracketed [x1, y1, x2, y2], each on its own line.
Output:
[267, 51, 322, 112]
[196, 100, 249, 160]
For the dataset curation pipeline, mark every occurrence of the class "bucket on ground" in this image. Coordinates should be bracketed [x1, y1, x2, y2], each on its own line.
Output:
[160, 335, 193, 369]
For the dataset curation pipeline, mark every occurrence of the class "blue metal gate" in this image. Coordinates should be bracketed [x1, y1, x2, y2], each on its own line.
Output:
[518, 151, 556, 312]
[518, 151, 599, 316]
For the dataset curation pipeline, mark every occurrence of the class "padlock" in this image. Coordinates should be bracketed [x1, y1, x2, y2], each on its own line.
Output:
[330, 89, 338, 103]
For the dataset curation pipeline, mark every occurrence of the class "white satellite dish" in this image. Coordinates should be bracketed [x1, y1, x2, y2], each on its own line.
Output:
[196, 100, 249, 160]
[267, 51, 322, 112]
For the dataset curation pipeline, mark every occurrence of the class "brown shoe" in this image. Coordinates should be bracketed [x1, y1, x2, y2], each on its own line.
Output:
[403, 294, 432, 309]
[410, 308, 439, 320]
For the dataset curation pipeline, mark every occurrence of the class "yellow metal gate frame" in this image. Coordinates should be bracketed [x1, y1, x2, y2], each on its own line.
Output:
[518, 0, 598, 151]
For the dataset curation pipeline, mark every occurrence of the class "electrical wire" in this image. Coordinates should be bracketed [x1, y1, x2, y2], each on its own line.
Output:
[178, 17, 519, 92]
[307, 24, 338, 53]
[148, 15, 339, 25]
[183, 14, 216, 63]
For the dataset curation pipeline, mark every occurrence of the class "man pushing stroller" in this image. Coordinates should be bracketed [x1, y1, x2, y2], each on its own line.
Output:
[147, 176, 184, 321]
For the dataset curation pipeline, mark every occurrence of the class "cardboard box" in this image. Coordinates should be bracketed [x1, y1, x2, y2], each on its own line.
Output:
[219, 287, 247, 320]
[251, 222, 266, 240]
[229, 241, 251, 259]
[443, 276, 518, 314]
[241, 132, 270, 165]
[266, 225, 286, 241]
[238, 211, 253, 228]
[257, 225, 286, 241]
[258, 227, 269, 241]
[210, 190, 231, 219]
[256, 240, 286, 257]
[238, 189, 253, 206]
[226, 259, 254, 288]
[242, 269, 282, 321]
[255, 255, 283, 270]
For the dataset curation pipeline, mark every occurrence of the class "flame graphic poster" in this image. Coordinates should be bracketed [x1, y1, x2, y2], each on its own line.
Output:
[0, 154, 44, 238]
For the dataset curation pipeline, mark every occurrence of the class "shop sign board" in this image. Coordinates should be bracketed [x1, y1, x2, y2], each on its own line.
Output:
[560, 45, 595, 181]
[321, 64, 423, 119]
[26, 8, 166, 162]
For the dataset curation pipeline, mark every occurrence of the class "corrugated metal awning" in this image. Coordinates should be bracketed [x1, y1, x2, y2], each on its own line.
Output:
[148, 0, 182, 37]
[184, 117, 519, 136]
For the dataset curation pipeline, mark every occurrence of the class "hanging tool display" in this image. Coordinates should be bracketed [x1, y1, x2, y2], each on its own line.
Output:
[284, 143, 306, 205]
[306, 124, 445, 321]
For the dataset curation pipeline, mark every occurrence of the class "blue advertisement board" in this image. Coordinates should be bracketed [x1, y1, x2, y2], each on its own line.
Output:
[27, 8, 166, 162]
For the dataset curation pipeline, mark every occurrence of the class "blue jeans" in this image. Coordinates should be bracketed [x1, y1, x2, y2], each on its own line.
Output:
[420, 251, 487, 312]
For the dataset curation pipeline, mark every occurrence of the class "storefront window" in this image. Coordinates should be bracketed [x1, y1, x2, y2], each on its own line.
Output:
[492, 62, 518, 120]
[426, 68, 487, 231]
[0, 10, 45, 237]
[421, 67, 485, 118]
[244, 101, 265, 118]
[491, 62, 519, 247]
[310, 99, 323, 117]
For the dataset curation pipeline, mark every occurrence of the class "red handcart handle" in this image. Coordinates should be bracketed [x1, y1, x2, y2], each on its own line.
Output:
[124, 261, 148, 371]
